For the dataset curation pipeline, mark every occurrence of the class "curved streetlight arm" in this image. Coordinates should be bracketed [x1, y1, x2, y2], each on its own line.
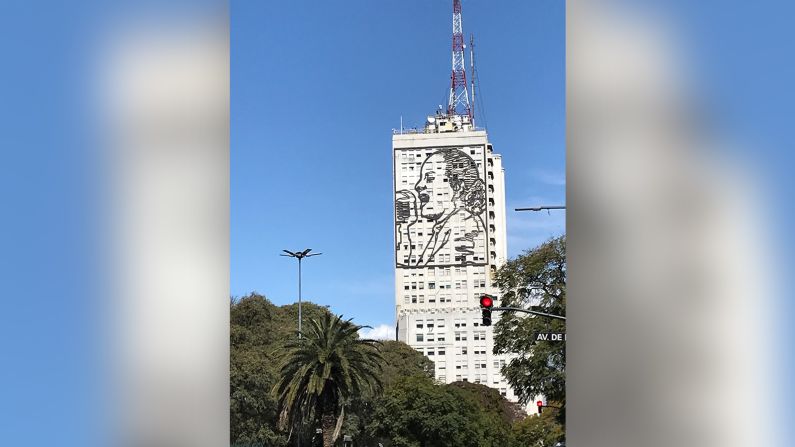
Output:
[514, 205, 566, 212]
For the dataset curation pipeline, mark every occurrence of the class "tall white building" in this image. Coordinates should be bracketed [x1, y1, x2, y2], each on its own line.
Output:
[392, 113, 516, 400]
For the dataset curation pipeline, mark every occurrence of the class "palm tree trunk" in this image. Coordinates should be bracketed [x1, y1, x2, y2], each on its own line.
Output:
[321, 413, 336, 447]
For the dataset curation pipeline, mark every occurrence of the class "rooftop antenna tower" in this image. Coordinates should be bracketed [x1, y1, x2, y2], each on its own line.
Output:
[447, 0, 472, 119]
[470, 33, 476, 127]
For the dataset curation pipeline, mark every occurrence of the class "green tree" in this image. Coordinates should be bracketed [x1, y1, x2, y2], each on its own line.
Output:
[274, 313, 384, 447]
[343, 340, 434, 445]
[511, 409, 564, 447]
[230, 293, 335, 446]
[448, 381, 525, 427]
[230, 295, 284, 446]
[369, 376, 513, 447]
[379, 340, 434, 388]
[493, 236, 566, 423]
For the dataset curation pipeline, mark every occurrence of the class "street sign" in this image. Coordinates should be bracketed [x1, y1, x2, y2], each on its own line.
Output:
[534, 332, 566, 342]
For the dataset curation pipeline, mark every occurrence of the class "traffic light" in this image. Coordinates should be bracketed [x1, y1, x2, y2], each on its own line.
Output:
[536, 400, 544, 415]
[480, 294, 495, 326]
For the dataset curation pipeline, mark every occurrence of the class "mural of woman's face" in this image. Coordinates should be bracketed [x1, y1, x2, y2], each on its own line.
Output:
[415, 152, 451, 221]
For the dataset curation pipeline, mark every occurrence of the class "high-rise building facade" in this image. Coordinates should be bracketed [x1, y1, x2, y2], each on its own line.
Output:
[392, 113, 515, 400]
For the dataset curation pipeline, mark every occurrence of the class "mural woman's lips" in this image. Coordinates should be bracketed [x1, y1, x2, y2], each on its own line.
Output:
[419, 193, 430, 203]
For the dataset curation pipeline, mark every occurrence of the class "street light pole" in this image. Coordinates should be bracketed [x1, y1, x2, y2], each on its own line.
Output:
[281, 248, 322, 339]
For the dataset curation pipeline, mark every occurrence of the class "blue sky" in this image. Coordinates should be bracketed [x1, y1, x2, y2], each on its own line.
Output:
[1, 1, 794, 445]
[231, 0, 566, 330]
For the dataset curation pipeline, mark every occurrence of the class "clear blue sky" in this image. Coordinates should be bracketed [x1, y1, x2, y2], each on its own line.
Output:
[3, 1, 794, 445]
[231, 0, 566, 330]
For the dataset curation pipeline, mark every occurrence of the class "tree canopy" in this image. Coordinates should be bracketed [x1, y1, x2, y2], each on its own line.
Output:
[274, 314, 384, 447]
[369, 375, 513, 447]
[230, 292, 562, 446]
[493, 236, 566, 424]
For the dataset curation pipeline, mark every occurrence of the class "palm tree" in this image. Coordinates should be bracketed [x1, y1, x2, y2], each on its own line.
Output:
[274, 313, 384, 447]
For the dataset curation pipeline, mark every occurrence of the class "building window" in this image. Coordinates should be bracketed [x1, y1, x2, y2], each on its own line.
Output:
[416, 321, 423, 329]
[416, 334, 424, 342]
[438, 349, 445, 355]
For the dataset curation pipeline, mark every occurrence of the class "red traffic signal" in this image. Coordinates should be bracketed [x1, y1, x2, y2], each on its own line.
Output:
[536, 400, 543, 414]
[480, 295, 495, 326]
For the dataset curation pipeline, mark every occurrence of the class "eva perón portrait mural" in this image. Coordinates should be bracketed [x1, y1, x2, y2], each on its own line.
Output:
[395, 146, 488, 268]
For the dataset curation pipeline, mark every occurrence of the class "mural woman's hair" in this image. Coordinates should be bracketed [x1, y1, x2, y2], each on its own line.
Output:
[438, 148, 486, 216]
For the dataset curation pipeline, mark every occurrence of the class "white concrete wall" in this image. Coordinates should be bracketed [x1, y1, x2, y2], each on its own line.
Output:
[392, 128, 516, 401]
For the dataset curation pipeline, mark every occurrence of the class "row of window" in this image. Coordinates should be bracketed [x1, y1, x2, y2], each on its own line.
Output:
[400, 241, 485, 251]
[415, 344, 488, 356]
[454, 332, 488, 342]
[402, 267, 488, 278]
[403, 295, 458, 304]
[414, 319, 485, 329]
[396, 148, 482, 160]
[403, 281, 488, 292]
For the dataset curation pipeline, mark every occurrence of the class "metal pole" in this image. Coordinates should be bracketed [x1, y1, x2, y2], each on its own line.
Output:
[492, 306, 566, 321]
[298, 257, 302, 339]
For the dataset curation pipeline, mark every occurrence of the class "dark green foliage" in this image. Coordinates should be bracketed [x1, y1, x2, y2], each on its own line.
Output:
[511, 409, 565, 447]
[369, 376, 516, 447]
[339, 340, 435, 446]
[230, 293, 333, 446]
[378, 340, 435, 388]
[230, 293, 558, 446]
[448, 381, 525, 426]
[493, 236, 566, 424]
[273, 313, 384, 447]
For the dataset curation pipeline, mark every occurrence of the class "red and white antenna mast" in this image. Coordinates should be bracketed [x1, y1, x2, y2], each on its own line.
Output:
[447, 0, 472, 119]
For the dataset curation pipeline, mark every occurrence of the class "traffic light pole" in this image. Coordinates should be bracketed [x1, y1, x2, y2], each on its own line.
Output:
[491, 306, 566, 321]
